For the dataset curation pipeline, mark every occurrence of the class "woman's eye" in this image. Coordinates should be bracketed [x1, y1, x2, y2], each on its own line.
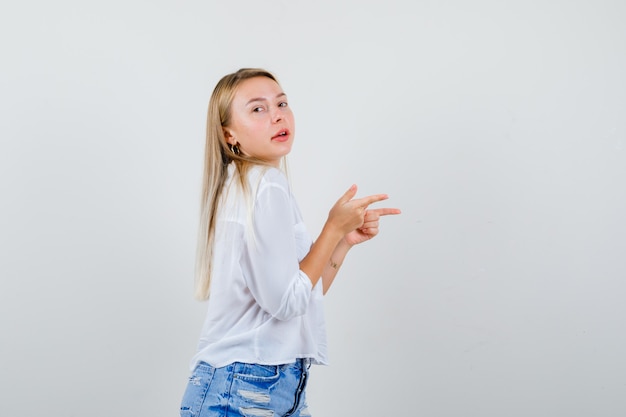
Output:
[252, 107, 264, 113]
[278, 102, 288, 108]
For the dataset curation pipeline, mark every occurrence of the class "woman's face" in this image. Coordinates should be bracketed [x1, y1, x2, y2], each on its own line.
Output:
[224, 76, 295, 167]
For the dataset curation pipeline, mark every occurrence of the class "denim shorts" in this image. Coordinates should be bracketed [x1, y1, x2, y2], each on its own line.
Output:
[180, 359, 312, 417]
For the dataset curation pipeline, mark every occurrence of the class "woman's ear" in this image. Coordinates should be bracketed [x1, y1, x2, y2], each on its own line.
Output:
[223, 128, 236, 145]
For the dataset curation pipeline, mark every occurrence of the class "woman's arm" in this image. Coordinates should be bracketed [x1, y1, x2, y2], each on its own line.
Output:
[319, 207, 402, 294]
[320, 238, 352, 294]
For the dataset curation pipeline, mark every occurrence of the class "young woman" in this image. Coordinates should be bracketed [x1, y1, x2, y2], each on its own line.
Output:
[180, 68, 400, 417]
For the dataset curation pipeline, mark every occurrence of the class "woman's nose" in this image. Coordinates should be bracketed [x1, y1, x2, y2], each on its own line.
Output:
[272, 108, 282, 123]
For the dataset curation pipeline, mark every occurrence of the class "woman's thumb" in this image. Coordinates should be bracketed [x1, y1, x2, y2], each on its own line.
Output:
[339, 184, 357, 203]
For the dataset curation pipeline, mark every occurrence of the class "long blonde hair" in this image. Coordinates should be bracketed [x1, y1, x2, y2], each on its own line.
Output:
[195, 68, 283, 300]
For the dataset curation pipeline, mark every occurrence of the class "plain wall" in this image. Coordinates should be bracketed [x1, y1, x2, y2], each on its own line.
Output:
[1, 0, 625, 416]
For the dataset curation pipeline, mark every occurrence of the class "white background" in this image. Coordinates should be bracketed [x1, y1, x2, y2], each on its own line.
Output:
[1, 1, 625, 416]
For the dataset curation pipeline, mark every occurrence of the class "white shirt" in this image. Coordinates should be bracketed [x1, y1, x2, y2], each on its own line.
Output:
[190, 163, 328, 370]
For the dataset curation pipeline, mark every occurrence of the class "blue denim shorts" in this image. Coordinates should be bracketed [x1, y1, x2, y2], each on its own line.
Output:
[180, 359, 312, 417]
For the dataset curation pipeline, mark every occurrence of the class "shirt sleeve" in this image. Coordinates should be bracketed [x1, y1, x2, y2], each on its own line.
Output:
[241, 172, 313, 321]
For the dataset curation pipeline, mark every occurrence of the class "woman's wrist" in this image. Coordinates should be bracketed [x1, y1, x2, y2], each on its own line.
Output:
[339, 236, 354, 249]
[320, 222, 345, 245]
[328, 238, 352, 270]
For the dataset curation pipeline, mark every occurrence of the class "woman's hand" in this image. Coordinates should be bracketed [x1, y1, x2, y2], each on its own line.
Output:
[343, 207, 401, 246]
[326, 185, 401, 243]
[314, 185, 401, 294]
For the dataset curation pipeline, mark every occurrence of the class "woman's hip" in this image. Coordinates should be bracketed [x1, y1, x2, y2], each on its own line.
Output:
[180, 359, 311, 417]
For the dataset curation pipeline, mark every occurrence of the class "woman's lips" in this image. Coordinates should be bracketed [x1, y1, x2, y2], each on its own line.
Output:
[271, 129, 290, 142]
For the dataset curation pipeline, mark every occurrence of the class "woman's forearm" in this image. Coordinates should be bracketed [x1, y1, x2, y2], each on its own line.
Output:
[299, 223, 344, 290]
[320, 238, 352, 294]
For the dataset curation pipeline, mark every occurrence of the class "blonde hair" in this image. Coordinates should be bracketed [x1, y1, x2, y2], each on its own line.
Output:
[195, 68, 284, 300]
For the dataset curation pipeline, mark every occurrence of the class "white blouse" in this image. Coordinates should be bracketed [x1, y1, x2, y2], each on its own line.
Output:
[190, 163, 328, 370]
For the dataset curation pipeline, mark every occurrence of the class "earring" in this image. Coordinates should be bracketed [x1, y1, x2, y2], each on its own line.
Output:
[229, 143, 241, 156]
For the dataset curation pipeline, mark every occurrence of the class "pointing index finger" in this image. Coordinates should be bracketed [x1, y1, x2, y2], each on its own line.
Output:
[369, 207, 402, 216]
[355, 194, 389, 208]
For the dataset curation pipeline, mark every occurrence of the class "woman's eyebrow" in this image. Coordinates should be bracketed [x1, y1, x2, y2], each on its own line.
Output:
[246, 93, 287, 106]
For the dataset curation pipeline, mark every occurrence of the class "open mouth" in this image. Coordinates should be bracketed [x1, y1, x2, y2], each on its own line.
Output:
[272, 129, 290, 140]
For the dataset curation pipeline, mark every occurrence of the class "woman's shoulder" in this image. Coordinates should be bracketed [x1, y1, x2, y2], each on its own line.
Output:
[250, 165, 289, 192]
